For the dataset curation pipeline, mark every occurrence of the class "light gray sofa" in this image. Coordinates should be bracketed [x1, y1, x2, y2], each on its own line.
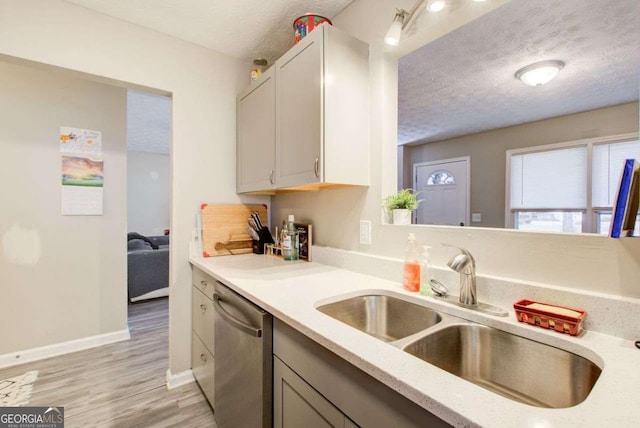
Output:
[127, 235, 169, 302]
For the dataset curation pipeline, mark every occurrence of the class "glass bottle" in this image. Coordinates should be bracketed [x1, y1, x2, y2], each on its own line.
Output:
[282, 215, 299, 261]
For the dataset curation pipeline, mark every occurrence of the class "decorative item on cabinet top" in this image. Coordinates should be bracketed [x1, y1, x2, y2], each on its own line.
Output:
[197, 203, 268, 257]
[293, 13, 332, 44]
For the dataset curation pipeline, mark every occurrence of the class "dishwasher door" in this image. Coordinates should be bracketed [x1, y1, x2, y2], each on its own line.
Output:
[213, 281, 273, 428]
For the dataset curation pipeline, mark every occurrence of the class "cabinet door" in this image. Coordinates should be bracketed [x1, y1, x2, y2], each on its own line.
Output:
[237, 68, 276, 193]
[191, 332, 215, 406]
[275, 29, 323, 188]
[274, 356, 356, 428]
[191, 287, 214, 353]
[192, 266, 215, 297]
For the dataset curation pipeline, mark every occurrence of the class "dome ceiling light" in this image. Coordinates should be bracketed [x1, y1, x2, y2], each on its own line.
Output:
[515, 60, 565, 86]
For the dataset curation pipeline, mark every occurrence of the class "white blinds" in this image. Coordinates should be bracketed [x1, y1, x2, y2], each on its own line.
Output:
[592, 140, 640, 208]
[510, 146, 587, 209]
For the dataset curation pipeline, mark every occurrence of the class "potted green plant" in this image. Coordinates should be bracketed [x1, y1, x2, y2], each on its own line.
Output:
[384, 189, 422, 225]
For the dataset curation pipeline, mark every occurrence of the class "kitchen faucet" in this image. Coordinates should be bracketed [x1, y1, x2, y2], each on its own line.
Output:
[443, 244, 477, 307]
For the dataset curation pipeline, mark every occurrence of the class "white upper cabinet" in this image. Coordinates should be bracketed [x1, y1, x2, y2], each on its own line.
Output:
[237, 24, 369, 194]
[237, 67, 276, 193]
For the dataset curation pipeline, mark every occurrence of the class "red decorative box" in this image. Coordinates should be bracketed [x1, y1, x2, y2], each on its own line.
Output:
[513, 299, 587, 336]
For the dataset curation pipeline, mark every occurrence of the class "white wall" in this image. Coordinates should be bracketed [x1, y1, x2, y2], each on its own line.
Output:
[127, 151, 170, 236]
[0, 0, 268, 375]
[272, 0, 640, 299]
[0, 60, 127, 353]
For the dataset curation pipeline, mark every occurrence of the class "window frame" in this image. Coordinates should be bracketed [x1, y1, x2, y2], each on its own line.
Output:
[505, 132, 639, 233]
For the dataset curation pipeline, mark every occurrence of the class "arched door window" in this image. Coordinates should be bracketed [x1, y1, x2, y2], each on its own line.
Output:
[427, 170, 456, 185]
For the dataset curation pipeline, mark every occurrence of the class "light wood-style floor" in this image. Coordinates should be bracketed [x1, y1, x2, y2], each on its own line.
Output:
[0, 298, 217, 427]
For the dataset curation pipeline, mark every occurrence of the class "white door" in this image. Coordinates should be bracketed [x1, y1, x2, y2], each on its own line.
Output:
[414, 158, 469, 226]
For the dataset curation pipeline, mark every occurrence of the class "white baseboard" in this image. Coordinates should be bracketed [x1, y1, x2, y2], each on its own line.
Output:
[0, 329, 130, 369]
[165, 368, 194, 390]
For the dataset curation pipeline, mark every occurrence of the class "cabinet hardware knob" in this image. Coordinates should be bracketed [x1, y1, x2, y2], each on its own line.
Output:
[200, 280, 207, 287]
[200, 304, 207, 311]
[200, 353, 207, 362]
[269, 170, 274, 185]
[314, 158, 320, 178]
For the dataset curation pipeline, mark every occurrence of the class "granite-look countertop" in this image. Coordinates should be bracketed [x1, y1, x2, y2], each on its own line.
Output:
[190, 254, 640, 427]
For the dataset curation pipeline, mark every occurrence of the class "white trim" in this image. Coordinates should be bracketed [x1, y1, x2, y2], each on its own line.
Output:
[130, 286, 169, 302]
[165, 368, 194, 390]
[413, 156, 471, 226]
[0, 329, 130, 369]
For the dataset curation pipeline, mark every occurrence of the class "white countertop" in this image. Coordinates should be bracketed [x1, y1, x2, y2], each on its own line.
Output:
[190, 254, 640, 428]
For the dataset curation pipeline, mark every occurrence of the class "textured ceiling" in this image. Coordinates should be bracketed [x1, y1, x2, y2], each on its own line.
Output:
[398, 0, 640, 145]
[63, 0, 353, 63]
[127, 90, 171, 154]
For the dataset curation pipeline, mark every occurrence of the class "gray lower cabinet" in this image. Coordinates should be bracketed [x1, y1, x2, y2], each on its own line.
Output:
[274, 356, 357, 428]
[273, 319, 451, 428]
[191, 267, 215, 407]
[191, 331, 214, 405]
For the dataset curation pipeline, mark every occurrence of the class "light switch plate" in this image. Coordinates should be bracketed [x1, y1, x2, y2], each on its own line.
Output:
[359, 220, 371, 245]
[472, 213, 482, 222]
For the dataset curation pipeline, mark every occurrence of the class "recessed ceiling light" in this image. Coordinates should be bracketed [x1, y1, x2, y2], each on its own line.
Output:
[472, 0, 488, 2]
[427, 1, 446, 12]
[515, 60, 565, 86]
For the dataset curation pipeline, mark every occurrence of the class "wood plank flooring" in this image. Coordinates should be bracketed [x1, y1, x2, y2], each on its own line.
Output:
[0, 298, 217, 428]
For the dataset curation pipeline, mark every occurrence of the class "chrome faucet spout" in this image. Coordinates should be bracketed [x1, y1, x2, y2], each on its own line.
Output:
[442, 244, 477, 307]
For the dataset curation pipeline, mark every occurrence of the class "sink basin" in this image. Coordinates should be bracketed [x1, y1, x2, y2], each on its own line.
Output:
[317, 294, 442, 342]
[403, 324, 602, 408]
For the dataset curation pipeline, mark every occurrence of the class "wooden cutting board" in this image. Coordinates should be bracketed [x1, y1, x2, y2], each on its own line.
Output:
[200, 203, 268, 257]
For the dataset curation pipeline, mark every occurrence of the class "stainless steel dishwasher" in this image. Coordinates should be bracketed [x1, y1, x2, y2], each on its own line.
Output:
[213, 281, 272, 428]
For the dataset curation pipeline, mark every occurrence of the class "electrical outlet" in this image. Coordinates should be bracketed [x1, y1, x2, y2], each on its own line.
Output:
[472, 213, 482, 222]
[359, 220, 371, 245]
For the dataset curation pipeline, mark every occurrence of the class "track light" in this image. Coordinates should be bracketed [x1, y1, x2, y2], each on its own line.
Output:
[384, 9, 408, 46]
[427, 1, 446, 12]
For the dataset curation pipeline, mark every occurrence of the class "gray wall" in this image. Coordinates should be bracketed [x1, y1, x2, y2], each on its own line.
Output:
[404, 102, 639, 228]
[127, 151, 170, 236]
[0, 60, 127, 354]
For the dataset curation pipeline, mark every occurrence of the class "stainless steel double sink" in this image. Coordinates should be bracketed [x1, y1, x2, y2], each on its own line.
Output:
[317, 293, 602, 409]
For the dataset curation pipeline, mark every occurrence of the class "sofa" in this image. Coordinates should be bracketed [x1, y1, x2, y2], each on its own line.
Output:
[127, 233, 169, 302]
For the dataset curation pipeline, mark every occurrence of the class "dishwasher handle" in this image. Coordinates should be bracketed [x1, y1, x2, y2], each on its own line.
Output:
[213, 293, 263, 338]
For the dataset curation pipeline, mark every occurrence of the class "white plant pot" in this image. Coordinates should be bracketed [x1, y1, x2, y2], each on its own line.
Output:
[392, 209, 411, 225]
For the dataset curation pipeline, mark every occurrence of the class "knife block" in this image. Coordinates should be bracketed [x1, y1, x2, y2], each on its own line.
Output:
[252, 227, 275, 254]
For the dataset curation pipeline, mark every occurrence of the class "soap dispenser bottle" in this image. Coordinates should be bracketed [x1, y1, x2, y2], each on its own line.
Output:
[420, 246, 433, 296]
[403, 233, 421, 292]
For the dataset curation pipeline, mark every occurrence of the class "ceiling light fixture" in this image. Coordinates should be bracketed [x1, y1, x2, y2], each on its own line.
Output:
[384, 0, 431, 47]
[515, 60, 565, 86]
[385, 0, 487, 47]
[427, 1, 446, 12]
[472, 0, 488, 2]
[384, 9, 408, 46]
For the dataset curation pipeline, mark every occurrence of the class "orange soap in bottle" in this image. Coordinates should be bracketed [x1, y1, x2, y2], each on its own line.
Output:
[403, 233, 421, 292]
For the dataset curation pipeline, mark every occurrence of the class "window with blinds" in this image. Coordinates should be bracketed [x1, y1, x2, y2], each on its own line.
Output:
[507, 136, 640, 234]
[592, 139, 640, 208]
[510, 146, 587, 210]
